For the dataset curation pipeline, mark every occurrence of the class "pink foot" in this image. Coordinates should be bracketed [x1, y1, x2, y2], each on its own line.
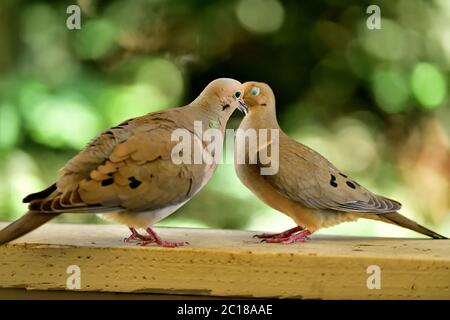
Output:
[123, 227, 146, 242]
[254, 226, 304, 239]
[137, 227, 185, 248]
[264, 230, 312, 244]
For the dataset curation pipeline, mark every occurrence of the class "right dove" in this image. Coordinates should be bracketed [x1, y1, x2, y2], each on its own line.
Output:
[235, 81, 446, 244]
[0, 78, 248, 247]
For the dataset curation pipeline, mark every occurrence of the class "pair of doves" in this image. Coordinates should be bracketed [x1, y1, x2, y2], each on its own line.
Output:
[0, 79, 446, 247]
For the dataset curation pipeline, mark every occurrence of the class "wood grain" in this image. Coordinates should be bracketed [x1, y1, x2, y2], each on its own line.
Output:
[0, 222, 449, 299]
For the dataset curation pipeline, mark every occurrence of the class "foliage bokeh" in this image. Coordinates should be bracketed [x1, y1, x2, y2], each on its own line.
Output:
[0, 0, 449, 237]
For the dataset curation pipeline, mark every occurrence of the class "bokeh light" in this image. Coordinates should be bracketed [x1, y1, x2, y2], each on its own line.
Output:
[134, 57, 184, 106]
[75, 19, 118, 60]
[411, 62, 447, 109]
[236, 0, 285, 34]
[24, 95, 101, 149]
[99, 83, 169, 125]
[0, 104, 20, 150]
[360, 19, 409, 61]
[372, 66, 410, 113]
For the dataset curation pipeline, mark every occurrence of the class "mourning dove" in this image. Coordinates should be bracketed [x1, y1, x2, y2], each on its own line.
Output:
[235, 81, 446, 243]
[0, 78, 248, 247]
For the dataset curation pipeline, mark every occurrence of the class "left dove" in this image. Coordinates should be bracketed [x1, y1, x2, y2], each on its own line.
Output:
[0, 78, 248, 247]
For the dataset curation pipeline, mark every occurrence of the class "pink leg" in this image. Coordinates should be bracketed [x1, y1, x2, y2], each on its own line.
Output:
[264, 230, 312, 244]
[124, 227, 147, 242]
[137, 227, 185, 248]
[254, 226, 304, 239]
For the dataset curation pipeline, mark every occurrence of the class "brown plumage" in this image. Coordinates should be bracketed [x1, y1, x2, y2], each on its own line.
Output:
[235, 81, 446, 243]
[0, 78, 248, 247]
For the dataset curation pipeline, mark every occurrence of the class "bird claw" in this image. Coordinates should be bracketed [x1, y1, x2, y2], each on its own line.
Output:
[253, 226, 304, 240]
[125, 227, 187, 247]
[124, 227, 147, 243]
[262, 230, 312, 244]
[254, 233, 278, 239]
[136, 227, 186, 248]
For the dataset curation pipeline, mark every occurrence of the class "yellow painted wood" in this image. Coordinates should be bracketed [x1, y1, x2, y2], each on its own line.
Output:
[0, 222, 449, 299]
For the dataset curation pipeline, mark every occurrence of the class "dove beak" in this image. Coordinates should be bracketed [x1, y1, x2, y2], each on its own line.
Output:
[237, 99, 248, 115]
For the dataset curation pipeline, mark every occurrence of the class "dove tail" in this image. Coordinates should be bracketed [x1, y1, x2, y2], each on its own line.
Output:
[381, 212, 447, 239]
[0, 211, 60, 245]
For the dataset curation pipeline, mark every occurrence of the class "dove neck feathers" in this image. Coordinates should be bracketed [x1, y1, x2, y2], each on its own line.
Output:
[242, 107, 280, 131]
[188, 97, 232, 129]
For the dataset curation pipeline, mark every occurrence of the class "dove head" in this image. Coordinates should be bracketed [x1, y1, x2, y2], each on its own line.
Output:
[194, 78, 248, 116]
[243, 81, 276, 113]
[241, 81, 279, 128]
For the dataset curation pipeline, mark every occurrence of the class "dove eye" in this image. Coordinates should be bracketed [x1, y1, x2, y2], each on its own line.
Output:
[234, 91, 241, 99]
[250, 87, 260, 96]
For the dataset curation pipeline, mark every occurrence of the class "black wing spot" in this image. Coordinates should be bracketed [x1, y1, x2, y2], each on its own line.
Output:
[222, 104, 230, 111]
[186, 178, 193, 197]
[101, 178, 114, 186]
[339, 173, 348, 178]
[330, 174, 338, 187]
[346, 181, 356, 189]
[128, 176, 142, 189]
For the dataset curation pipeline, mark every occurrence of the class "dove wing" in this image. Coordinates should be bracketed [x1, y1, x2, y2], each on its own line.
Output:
[24, 111, 208, 214]
[261, 136, 401, 214]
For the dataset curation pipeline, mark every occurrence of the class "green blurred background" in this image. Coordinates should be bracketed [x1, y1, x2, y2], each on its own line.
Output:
[0, 0, 448, 237]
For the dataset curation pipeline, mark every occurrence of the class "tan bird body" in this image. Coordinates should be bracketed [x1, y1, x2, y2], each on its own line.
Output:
[0, 78, 247, 247]
[235, 82, 446, 243]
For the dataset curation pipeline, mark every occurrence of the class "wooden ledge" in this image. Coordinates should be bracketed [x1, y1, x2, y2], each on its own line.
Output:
[0, 222, 449, 299]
